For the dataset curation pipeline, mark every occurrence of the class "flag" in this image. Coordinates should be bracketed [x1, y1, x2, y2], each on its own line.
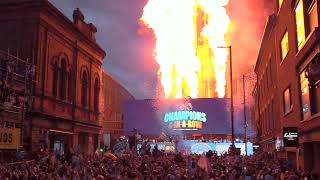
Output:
[197, 154, 209, 172]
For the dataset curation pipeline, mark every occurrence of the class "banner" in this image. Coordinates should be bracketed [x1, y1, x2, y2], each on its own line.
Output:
[0, 128, 21, 149]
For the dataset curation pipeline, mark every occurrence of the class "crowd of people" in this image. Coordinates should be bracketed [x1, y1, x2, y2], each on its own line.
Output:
[0, 145, 318, 180]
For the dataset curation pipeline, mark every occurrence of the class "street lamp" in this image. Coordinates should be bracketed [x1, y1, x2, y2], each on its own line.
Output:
[242, 72, 256, 156]
[243, 74, 247, 155]
[217, 46, 234, 146]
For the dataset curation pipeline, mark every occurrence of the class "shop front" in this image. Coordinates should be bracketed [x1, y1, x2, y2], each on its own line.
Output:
[74, 122, 101, 155]
[49, 129, 73, 155]
[300, 128, 320, 176]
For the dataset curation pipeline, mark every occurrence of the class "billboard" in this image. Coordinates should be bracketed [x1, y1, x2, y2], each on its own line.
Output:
[176, 140, 253, 155]
[124, 98, 231, 135]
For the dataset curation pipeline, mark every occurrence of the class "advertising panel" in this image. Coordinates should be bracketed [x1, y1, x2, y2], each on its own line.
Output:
[176, 140, 253, 155]
[283, 127, 298, 147]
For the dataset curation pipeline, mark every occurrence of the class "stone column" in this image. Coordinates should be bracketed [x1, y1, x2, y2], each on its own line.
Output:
[72, 132, 79, 152]
[87, 133, 93, 155]
[31, 126, 40, 151]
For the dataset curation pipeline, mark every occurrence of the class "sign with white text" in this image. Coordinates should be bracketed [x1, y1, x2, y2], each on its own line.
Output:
[283, 127, 298, 147]
[124, 98, 231, 135]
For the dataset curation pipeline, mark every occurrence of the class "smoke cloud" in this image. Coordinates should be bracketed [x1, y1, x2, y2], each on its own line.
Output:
[227, 0, 273, 135]
[48, 0, 272, 137]
[48, 0, 272, 99]
[227, 0, 273, 75]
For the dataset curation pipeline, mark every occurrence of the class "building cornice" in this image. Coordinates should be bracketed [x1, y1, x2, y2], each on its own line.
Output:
[0, 0, 106, 61]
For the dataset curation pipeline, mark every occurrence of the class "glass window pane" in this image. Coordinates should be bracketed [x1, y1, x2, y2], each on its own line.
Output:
[295, 0, 305, 50]
[279, 0, 283, 8]
[283, 88, 292, 114]
[281, 32, 289, 60]
[300, 71, 311, 119]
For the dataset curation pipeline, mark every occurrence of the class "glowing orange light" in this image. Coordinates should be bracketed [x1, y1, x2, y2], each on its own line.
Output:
[141, 0, 230, 98]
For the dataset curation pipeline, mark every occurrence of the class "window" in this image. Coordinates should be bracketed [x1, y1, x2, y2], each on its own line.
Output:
[81, 71, 88, 107]
[59, 59, 67, 100]
[281, 31, 289, 60]
[268, 104, 272, 131]
[52, 62, 58, 97]
[265, 68, 269, 87]
[94, 77, 100, 112]
[295, 0, 306, 50]
[266, 106, 269, 132]
[263, 111, 267, 134]
[279, 0, 283, 9]
[261, 111, 264, 134]
[269, 61, 273, 85]
[268, 105, 271, 131]
[304, 0, 316, 37]
[261, 78, 264, 97]
[264, 75, 267, 94]
[283, 87, 292, 115]
[262, 76, 265, 95]
[300, 71, 311, 119]
[68, 71, 73, 101]
[300, 62, 320, 120]
[271, 99, 275, 130]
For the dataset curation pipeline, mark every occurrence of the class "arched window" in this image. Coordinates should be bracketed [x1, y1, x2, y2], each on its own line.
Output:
[68, 71, 73, 101]
[94, 77, 100, 112]
[59, 59, 67, 100]
[52, 62, 58, 97]
[81, 71, 88, 107]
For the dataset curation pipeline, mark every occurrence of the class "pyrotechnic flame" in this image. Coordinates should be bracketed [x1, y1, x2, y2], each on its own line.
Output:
[141, 0, 230, 98]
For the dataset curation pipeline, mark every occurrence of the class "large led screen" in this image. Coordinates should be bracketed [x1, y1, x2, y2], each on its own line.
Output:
[176, 140, 253, 155]
[124, 98, 231, 135]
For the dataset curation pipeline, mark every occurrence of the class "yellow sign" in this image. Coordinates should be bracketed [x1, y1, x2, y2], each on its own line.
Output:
[0, 128, 21, 149]
[168, 120, 203, 129]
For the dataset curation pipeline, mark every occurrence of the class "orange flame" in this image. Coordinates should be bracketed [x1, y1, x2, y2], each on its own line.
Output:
[141, 0, 230, 98]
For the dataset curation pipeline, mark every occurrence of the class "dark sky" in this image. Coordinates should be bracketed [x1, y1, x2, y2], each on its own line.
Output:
[49, 0, 273, 99]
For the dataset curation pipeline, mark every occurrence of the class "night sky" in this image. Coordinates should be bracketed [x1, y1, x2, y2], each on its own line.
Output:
[49, 0, 273, 99]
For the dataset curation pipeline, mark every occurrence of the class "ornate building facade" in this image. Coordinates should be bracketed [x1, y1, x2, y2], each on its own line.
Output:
[0, 0, 106, 154]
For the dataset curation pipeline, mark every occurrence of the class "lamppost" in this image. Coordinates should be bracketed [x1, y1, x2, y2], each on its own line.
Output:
[242, 72, 256, 155]
[217, 46, 234, 146]
[243, 74, 247, 155]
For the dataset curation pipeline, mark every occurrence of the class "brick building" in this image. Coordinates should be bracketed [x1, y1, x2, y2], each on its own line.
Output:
[0, 0, 106, 154]
[253, 14, 281, 152]
[101, 71, 134, 146]
[253, 0, 320, 173]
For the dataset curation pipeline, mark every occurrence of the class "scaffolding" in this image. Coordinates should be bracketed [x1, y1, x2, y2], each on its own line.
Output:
[0, 49, 35, 149]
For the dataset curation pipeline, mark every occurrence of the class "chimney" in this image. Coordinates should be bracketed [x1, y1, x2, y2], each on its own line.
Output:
[73, 8, 84, 25]
[72, 8, 97, 42]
